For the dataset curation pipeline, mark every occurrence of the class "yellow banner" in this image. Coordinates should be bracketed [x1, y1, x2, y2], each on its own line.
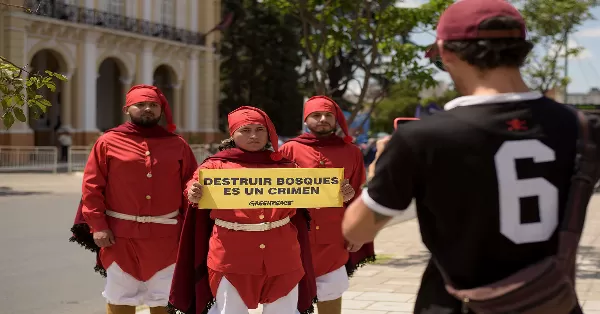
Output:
[197, 168, 344, 209]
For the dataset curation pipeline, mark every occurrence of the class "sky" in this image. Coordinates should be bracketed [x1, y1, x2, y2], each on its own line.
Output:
[399, 1, 600, 94]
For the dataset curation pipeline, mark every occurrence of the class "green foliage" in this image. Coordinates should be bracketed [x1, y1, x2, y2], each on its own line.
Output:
[421, 88, 460, 107]
[370, 81, 420, 134]
[0, 1, 66, 130]
[371, 82, 459, 134]
[219, 0, 305, 136]
[0, 58, 66, 129]
[517, 0, 597, 92]
[261, 0, 453, 123]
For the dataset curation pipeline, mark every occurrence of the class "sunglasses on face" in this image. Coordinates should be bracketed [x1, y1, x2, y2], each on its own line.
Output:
[425, 45, 446, 72]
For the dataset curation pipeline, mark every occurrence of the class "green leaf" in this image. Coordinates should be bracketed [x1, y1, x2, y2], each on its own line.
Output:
[13, 107, 26, 122]
[2, 112, 15, 130]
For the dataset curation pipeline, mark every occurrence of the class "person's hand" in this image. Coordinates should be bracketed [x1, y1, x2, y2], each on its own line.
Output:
[93, 229, 115, 248]
[346, 240, 363, 252]
[187, 181, 203, 203]
[340, 179, 355, 203]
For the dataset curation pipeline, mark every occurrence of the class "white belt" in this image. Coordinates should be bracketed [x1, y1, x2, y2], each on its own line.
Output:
[214, 216, 290, 232]
[105, 210, 179, 225]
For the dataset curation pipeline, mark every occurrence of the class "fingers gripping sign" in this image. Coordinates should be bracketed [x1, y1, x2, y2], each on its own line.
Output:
[340, 178, 355, 203]
[187, 181, 204, 204]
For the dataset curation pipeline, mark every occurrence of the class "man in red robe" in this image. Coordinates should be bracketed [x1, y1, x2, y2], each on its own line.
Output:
[70, 85, 198, 314]
[279, 96, 374, 314]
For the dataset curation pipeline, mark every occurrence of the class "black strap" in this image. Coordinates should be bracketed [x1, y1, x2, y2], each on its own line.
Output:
[557, 109, 598, 260]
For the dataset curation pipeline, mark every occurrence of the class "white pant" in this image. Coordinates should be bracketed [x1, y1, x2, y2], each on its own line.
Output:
[207, 277, 300, 314]
[102, 263, 175, 307]
[316, 265, 349, 302]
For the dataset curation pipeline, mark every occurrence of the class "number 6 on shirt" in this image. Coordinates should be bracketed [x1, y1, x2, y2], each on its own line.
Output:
[494, 140, 559, 245]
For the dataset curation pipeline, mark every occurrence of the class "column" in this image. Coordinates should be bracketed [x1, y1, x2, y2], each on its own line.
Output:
[172, 82, 183, 128]
[119, 76, 133, 123]
[2, 15, 32, 134]
[78, 33, 99, 132]
[201, 52, 216, 132]
[176, 0, 186, 29]
[137, 43, 154, 85]
[190, 0, 198, 31]
[59, 70, 74, 131]
[126, 0, 138, 18]
[141, 0, 152, 20]
[83, 0, 94, 9]
[185, 52, 199, 132]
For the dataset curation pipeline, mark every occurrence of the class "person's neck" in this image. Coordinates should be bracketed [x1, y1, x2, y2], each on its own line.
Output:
[311, 131, 334, 138]
[463, 68, 531, 96]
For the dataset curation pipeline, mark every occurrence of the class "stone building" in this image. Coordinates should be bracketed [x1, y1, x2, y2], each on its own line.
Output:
[0, 0, 222, 146]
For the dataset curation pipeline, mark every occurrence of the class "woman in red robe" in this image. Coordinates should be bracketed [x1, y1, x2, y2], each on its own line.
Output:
[168, 106, 317, 314]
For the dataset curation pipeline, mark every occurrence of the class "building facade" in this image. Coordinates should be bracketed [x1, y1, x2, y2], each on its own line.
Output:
[0, 0, 223, 146]
[551, 87, 600, 114]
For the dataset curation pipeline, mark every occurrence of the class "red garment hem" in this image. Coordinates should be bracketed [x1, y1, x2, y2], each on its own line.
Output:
[311, 243, 349, 278]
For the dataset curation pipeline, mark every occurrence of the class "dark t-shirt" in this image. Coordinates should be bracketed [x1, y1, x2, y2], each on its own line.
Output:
[364, 92, 594, 313]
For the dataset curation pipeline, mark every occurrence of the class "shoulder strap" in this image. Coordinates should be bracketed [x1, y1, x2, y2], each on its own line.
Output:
[559, 110, 595, 233]
[557, 109, 598, 261]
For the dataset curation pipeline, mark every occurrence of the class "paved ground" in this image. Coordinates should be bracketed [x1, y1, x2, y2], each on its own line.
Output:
[3, 173, 600, 314]
[0, 173, 104, 314]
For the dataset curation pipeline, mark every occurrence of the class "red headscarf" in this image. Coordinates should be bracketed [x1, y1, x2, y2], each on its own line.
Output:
[227, 106, 282, 161]
[124, 84, 176, 132]
[303, 96, 353, 144]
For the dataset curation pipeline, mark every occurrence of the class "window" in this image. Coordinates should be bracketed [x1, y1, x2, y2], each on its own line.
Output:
[107, 0, 125, 15]
[161, 0, 175, 26]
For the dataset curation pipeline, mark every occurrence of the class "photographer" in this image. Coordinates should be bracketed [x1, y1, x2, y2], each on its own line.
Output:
[341, 0, 600, 313]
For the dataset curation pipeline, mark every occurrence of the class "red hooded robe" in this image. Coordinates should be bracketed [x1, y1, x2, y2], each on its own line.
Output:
[280, 96, 375, 279]
[168, 106, 317, 314]
[69, 84, 197, 281]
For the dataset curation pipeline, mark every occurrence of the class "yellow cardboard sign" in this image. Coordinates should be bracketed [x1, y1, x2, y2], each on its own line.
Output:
[197, 168, 344, 209]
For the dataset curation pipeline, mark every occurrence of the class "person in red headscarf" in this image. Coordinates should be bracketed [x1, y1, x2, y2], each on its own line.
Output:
[279, 96, 374, 314]
[168, 106, 317, 314]
[69, 84, 198, 314]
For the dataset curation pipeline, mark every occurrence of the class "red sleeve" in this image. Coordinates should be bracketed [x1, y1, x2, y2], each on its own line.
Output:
[180, 142, 199, 214]
[81, 137, 110, 232]
[279, 142, 293, 160]
[183, 159, 220, 207]
[348, 147, 367, 203]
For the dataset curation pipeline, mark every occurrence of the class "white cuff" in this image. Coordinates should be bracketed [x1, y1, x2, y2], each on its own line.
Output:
[361, 188, 404, 217]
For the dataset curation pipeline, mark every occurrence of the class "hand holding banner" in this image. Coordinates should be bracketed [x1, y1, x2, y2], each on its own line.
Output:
[197, 168, 344, 209]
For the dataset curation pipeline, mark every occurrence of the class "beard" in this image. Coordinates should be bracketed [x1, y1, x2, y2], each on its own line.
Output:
[131, 115, 161, 128]
[308, 124, 335, 136]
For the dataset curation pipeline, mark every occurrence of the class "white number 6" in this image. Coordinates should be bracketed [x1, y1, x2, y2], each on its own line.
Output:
[494, 140, 558, 244]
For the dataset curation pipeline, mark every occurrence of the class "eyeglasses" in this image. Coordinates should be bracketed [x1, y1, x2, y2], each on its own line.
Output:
[425, 45, 446, 72]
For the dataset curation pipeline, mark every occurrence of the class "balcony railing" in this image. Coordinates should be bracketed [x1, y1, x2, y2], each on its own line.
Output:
[23, 0, 206, 46]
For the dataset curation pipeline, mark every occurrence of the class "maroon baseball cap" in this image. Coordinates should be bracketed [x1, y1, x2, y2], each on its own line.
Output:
[426, 0, 526, 58]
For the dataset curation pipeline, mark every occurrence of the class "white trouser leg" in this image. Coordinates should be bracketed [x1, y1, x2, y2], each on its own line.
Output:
[207, 277, 250, 314]
[316, 265, 349, 302]
[102, 263, 143, 306]
[102, 263, 175, 307]
[262, 284, 299, 314]
[143, 264, 175, 307]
